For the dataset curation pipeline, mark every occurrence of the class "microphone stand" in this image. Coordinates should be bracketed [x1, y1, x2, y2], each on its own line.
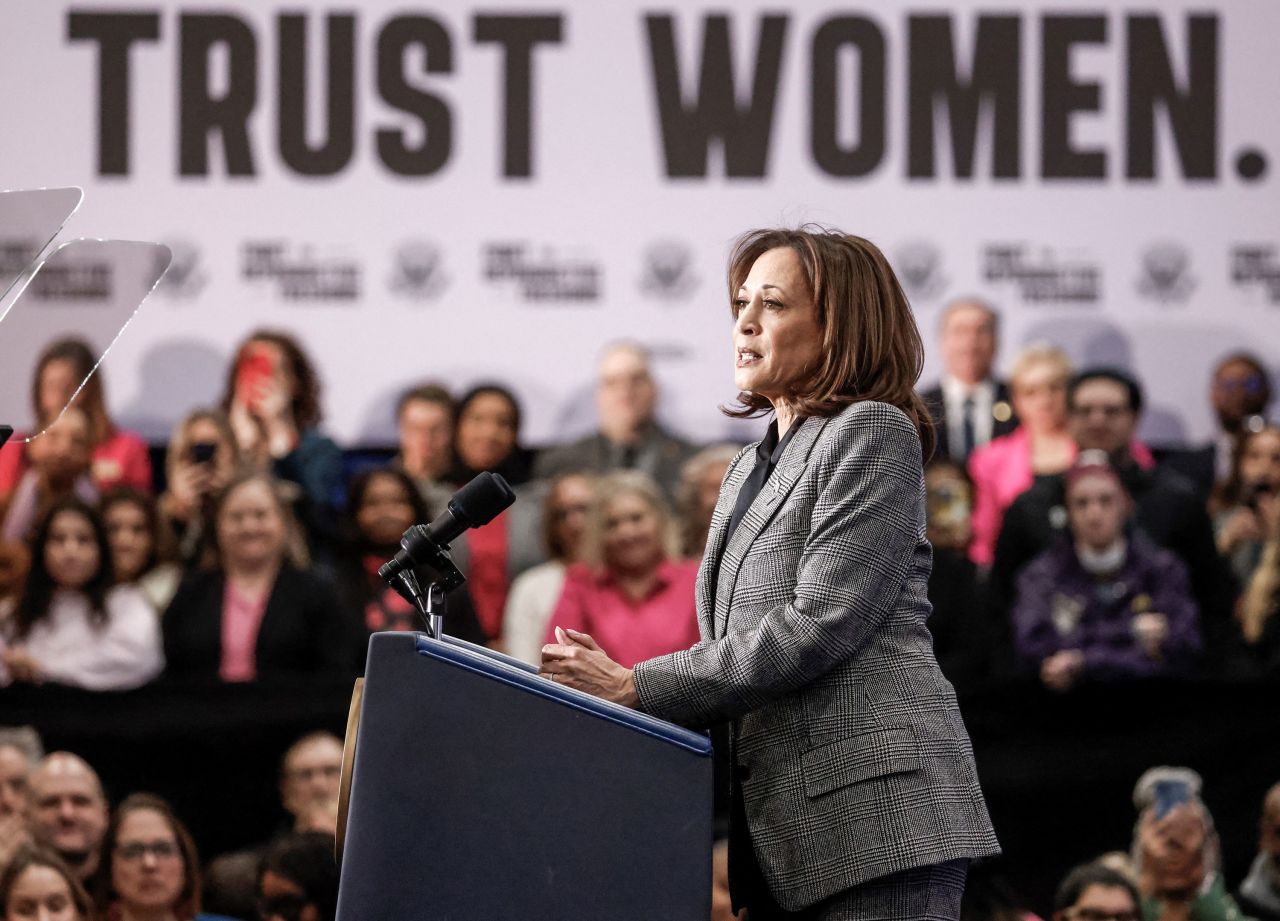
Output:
[385, 541, 465, 641]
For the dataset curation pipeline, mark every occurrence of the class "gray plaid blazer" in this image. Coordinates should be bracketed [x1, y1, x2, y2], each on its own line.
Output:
[633, 401, 1000, 911]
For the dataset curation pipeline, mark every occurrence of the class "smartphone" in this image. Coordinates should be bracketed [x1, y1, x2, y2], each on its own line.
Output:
[1152, 779, 1191, 819]
[190, 441, 217, 465]
[236, 343, 276, 411]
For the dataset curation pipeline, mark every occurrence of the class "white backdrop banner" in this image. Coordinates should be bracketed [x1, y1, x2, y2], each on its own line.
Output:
[0, 0, 1277, 446]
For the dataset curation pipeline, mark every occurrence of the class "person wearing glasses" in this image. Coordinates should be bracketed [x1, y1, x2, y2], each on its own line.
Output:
[278, 733, 344, 838]
[991, 369, 1229, 652]
[96, 793, 205, 921]
[1051, 862, 1142, 921]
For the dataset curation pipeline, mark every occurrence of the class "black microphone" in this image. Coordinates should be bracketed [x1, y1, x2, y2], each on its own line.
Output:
[378, 472, 516, 583]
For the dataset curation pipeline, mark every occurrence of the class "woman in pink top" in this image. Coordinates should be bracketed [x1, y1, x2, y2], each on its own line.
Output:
[0, 338, 152, 498]
[968, 347, 1157, 565]
[967, 345, 1076, 566]
[546, 471, 699, 669]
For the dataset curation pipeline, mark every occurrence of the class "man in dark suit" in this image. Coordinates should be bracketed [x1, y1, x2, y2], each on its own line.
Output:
[533, 342, 695, 499]
[920, 298, 1018, 464]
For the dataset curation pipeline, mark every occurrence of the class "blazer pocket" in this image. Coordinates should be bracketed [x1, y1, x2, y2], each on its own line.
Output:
[800, 726, 922, 798]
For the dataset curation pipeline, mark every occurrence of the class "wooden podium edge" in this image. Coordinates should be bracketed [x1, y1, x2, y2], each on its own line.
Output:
[335, 676, 364, 865]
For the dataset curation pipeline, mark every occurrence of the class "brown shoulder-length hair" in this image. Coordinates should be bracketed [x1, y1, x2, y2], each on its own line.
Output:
[723, 227, 935, 459]
[220, 330, 324, 430]
[97, 793, 201, 920]
[32, 337, 114, 444]
[0, 846, 95, 920]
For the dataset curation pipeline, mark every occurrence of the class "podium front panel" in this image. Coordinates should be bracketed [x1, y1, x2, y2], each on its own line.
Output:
[338, 632, 713, 920]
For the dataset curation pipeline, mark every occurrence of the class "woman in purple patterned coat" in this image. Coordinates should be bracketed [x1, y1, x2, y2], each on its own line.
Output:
[1012, 453, 1202, 691]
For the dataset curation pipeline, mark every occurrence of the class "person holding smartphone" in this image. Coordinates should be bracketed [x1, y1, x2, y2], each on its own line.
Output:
[160, 409, 244, 566]
[220, 331, 343, 547]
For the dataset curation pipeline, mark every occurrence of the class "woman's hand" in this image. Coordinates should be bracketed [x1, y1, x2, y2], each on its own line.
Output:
[165, 462, 214, 519]
[540, 627, 639, 708]
[1217, 507, 1261, 555]
[1133, 612, 1170, 659]
[1040, 649, 1083, 692]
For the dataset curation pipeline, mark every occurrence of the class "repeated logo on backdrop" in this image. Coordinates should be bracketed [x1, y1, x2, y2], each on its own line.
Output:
[894, 241, 946, 302]
[1230, 245, 1280, 304]
[388, 241, 448, 302]
[1136, 243, 1195, 304]
[241, 241, 361, 301]
[983, 244, 1102, 304]
[638, 241, 697, 301]
[482, 243, 602, 302]
[154, 239, 207, 301]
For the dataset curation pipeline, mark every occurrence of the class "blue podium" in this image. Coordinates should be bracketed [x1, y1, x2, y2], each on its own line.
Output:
[336, 632, 713, 920]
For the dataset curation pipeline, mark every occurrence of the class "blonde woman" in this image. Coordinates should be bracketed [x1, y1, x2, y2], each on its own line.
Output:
[543, 470, 698, 668]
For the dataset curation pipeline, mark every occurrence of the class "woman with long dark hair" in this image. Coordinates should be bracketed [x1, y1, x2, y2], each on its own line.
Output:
[544, 228, 998, 919]
[0, 497, 162, 690]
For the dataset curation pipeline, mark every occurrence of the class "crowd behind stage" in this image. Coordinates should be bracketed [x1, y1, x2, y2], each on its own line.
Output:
[0, 297, 1278, 921]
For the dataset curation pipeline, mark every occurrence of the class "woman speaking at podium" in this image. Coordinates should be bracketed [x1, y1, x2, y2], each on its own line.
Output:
[541, 228, 999, 920]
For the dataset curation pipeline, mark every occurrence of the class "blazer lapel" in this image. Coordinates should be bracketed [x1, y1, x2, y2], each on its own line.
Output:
[695, 451, 752, 638]
[713, 415, 830, 637]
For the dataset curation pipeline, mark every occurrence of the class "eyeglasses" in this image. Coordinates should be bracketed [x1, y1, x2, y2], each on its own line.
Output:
[1214, 375, 1265, 395]
[1071, 404, 1130, 420]
[258, 893, 310, 921]
[116, 840, 179, 861]
[285, 764, 341, 783]
[1066, 908, 1140, 921]
[551, 503, 590, 523]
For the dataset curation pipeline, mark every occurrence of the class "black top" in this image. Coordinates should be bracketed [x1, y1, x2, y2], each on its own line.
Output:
[725, 419, 798, 544]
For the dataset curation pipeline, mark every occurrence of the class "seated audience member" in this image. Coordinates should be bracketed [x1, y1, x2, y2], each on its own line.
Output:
[159, 410, 243, 567]
[543, 471, 699, 668]
[534, 343, 695, 500]
[920, 298, 1018, 465]
[967, 345, 1077, 566]
[1238, 782, 1280, 921]
[445, 384, 544, 643]
[0, 541, 31, 607]
[1, 408, 98, 543]
[332, 468, 484, 657]
[279, 733, 344, 838]
[676, 445, 740, 559]
[0, 498, 163, 690]
[1131, 767, 1253, 921]
[162, 471, 350, 684]
[393, 383, 456, 516]
[502, 472, 595, 665]
[257, 833, 339, 921]
[991, 369, 1228, 649]
[923, 460, 992, 689]
[1051, 862, 1141, 921]
[0, 846, 94, 921]
[0, 337, 151, 500]
[28, 753, 110, 884]
[1212, 425, 1280, 587]
[101, 489, 182, 615]
[95, 793, 203, 921]
[1013, 458, 1201, 690]
[221, 330, 343, 540]
[0, 727, 43, 869]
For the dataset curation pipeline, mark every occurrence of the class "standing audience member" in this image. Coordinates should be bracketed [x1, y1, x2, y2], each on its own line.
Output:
[445, 385, 543, 644]
[256, 833, 339, 921]
[921, 298, 1018, 465]
[1013, 458, 1201, 690]
[1212, 425, 1280, 586]
[991, 369, 1228, 644]
[278, 734, 344, 838]
[1238, 782, 1280, 921]
[1209, 353, 1273, 483]
[331, 467, 484, 657]
[534, 343, 695, 500]
[676, 445, 741, 559]
[101, 489, 181, 615]
[393, 384, 456, 516]
[0, 337, 151, 499]
[0, 498, 163, 690]
[1131, 767, 1253, 921]
[1235, 508, 1280, 676]
[0, 727, 43, 869]
[28, 753, 110, 884]
[1, 409, 98, 544]
[543, 471, 699, 668]
[221, 331, 343, 541]
[0, 847, 94, 921]
[502, 472, 595, 665]
[158, 410, 243, 567]
[96, 793, 203, 921]
[162, 472, 350, 684]
[967, 345, 1077, 566]
[1050, 862, 1141, 921]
